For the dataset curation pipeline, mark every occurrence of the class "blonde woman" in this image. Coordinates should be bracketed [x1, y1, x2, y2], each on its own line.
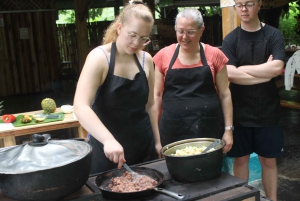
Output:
[74, 1, 161, 174]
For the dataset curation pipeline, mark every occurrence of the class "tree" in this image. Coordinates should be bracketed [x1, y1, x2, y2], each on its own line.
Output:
[57, 8, 114, 24]
[278, 2, 300, 44]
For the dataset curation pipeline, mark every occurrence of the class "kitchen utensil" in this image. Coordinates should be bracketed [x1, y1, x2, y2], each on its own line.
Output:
[122, 163, 141, 179]
[34, 113, 61, 119]
[201, 139, 221, 154]
[161, 138, 225, 183]
[95, 166, 185, 200]
[46, 114, 61, 119]
[0, 134, 92, 201]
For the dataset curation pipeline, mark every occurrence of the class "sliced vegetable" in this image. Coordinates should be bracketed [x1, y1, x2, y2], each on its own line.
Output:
[2, 114, 16, 123]
[21, 115, 32, 123]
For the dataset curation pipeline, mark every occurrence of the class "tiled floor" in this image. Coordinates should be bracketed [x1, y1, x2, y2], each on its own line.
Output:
[0, 86, 300, 201]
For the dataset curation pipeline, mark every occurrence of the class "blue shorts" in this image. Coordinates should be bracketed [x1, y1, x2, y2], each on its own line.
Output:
[227, 126, 284, 158]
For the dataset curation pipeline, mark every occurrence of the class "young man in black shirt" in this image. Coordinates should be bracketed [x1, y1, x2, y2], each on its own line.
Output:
[222, 1, 285, 200]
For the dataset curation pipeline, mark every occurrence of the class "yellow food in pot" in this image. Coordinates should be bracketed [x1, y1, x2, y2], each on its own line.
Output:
[172, 146, 214, 156]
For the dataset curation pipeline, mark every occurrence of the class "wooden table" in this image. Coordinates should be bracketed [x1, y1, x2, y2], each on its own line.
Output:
[276, 73, 300, 109]
[0, 108, 87, 147]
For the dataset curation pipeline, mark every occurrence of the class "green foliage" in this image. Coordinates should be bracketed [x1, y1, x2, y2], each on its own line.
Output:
[57, 10, 75, 23]
[199, 6, 221, 17]
[56, 8, 115, 24]
[279, 2, 300, 44]
[89, 8, 103, 20]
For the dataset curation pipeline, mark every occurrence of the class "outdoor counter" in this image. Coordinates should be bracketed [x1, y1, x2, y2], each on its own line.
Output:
[0, 158, 263, 201]
[0, 108, 87, 147]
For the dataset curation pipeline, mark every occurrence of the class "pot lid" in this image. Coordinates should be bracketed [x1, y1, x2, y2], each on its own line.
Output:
[0, 134, 92, 174]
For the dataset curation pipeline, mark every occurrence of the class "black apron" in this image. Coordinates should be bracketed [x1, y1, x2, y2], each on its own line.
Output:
[89, 42, 156, 174]
[230, 24, 282, 127]
[159, 43, 224, 146]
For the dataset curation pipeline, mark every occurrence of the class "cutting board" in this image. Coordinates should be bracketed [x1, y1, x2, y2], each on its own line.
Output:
[0, 113, 65, 127]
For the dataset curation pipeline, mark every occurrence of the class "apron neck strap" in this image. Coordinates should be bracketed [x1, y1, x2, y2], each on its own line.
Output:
[109, 42, 141, 73]
[168, 43, 208, 70]
[109, 42, 117, 74]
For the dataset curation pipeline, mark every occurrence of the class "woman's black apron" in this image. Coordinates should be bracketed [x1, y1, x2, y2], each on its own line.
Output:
[230, 24, 282, 127]
[89, 42, 156, 174]
[159, 43, 224, 146]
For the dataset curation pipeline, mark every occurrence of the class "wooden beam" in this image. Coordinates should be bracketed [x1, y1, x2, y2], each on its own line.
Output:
[74, 0, 89, 73]
[221, 6, 240, 39]
[73, 0, 89, 21]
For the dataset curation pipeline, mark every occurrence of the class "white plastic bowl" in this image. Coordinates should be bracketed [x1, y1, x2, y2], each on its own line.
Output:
[61, 105, 73, 114]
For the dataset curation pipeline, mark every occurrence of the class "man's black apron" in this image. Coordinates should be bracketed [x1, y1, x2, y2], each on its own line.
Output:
[159, 43, 224, 146]
[230, 24, 282, 127]
[89, 42, 156, 174]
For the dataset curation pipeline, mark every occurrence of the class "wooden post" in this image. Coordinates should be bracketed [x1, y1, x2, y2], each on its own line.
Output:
[3, 136, 16, 147]
[221, 0, 240, 39]
[74, 0, 89, 73]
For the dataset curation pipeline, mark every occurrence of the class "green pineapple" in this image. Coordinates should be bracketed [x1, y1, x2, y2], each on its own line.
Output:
[0, 101, 3, 115]
[41, 98, 56, 114]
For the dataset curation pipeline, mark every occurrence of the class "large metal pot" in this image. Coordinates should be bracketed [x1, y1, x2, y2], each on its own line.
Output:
[161, 138, 225, 183]
[0, 134, 92, 201]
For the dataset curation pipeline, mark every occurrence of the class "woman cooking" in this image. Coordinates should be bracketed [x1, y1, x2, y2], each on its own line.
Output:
[153, 8, 233, 153]
[74, 1, 161, 174]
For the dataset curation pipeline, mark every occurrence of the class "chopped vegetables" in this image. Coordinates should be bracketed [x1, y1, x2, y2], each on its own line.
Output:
[172, 146, 215, 156]
[21, 115, 32, 123]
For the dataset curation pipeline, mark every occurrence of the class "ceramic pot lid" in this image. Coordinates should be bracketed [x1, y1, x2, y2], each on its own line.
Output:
[0, 134, 92, 174]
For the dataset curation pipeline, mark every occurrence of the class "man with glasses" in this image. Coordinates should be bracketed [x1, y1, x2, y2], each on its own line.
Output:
[222, 1, 285, 200]
[153, 8, 233, 154]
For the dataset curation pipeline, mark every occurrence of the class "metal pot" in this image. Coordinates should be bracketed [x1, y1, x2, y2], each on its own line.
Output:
[0, 134, 92, 201]
[95, 166, 185, 200]
[161, 138, 225, 183]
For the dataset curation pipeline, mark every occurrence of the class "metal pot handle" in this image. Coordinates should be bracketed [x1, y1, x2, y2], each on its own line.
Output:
[28, 134, 51, 146]
[202, 139, 221, 154]
[153, 187, 185, 200]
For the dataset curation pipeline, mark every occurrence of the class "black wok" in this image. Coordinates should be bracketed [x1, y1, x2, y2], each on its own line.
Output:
[95, 166, 185, 200]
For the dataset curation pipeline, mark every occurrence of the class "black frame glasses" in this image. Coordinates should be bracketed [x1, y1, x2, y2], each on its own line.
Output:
[234, 2, 256, 10]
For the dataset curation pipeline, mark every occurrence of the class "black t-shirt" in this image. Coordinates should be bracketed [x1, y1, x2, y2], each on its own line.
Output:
[222, 24, 285, 67]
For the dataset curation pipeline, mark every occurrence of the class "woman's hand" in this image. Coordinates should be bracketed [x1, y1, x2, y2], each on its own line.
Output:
[222, 131, 233, 154]
[155, 143, 163, 158]
[103, 139, 126, 169]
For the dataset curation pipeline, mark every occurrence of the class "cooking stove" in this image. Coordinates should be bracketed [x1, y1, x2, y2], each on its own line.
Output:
[0, 159, 261, 201]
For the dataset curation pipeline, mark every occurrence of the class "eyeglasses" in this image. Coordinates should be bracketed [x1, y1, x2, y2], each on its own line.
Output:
[127, 32, 151, 46]
[175, 28, 199, 37]
[234, 2, 256, 10]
